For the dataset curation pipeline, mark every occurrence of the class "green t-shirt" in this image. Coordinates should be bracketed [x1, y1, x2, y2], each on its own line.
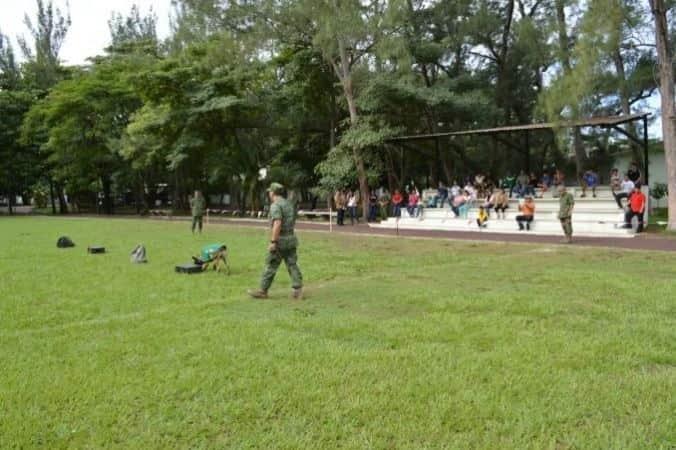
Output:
[201, 244, 225, 262]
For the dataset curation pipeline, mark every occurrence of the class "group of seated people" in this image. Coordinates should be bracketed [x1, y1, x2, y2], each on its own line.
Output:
[351, 161, 647, 232]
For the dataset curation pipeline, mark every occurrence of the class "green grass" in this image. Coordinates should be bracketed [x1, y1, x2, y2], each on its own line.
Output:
[1, 217, 674, 449]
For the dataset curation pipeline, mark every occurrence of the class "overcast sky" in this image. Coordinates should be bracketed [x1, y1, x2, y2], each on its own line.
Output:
[0, 0, 172, 65]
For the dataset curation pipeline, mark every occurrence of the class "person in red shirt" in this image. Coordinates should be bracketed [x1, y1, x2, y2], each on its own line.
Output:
[391, 190, 403, 217]
[623, 184, 646, 232]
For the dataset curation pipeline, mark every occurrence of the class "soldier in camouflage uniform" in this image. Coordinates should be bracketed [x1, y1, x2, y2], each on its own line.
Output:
[190, 190, 206, 234]
[558, 185, 575, 243]
[249, 182, 304, 299]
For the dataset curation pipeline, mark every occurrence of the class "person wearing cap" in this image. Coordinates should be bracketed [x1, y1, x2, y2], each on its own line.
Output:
[249, 182, 303, 300]
[558, 185, 575, 243]
[190, 190, 206, 234]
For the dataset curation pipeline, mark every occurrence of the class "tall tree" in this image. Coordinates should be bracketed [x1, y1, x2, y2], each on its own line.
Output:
[648, 0, 675, 229]
[18, 0, 71, 91]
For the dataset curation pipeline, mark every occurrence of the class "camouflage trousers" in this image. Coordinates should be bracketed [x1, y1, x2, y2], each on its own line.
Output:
[560, 217, 573, 237]
[260, 245, 303, 291]
[191, 215, 203, 233]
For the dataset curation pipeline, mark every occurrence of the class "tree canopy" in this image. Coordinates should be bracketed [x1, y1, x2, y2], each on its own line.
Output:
[1, 0, 674, 224]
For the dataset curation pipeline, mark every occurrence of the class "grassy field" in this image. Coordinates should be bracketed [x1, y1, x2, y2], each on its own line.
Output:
[1, 217, 674, 449]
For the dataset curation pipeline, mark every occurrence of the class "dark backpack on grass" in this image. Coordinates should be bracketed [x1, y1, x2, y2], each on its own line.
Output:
[57, 236, 75, 248]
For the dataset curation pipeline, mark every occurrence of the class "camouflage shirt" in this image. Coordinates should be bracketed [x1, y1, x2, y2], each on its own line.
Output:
[558, 192, 575, 219]
[190, 196, 206, 217]
[270, 197, 298, 248]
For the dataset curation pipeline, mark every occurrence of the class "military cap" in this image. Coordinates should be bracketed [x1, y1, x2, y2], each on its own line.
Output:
[267, 182, 285, 195]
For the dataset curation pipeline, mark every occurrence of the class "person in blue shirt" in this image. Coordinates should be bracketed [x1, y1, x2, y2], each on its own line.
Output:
[581, 169, 599, 198]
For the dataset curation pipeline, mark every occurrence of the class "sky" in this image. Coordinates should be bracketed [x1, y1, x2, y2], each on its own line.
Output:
[0, 0, 172, 65]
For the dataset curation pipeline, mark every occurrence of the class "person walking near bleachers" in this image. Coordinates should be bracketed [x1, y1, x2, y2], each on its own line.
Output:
[613, 175, 634, 209]
[623, 184, 646, 232]
[334, 189, 346, 226]
[516, 196, 535, 231]
[558, 185, 575, 243]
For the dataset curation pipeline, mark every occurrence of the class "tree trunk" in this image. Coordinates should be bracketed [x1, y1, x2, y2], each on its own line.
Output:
[7, 189, 14, 215]
[613, 50, 643, 168]
[649, 0, 676, 229]
[101, 175, 113, 215]
[49, 178, 57, 214]
[556, 0, 587, 177]
[335, 38, 370, 221]
[56, 183, 67, 214]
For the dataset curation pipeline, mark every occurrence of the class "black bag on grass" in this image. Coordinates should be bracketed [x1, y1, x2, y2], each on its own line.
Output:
[57, 236, 75, 248]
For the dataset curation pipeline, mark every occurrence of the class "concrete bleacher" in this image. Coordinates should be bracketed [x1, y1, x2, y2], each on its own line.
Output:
[370, 186, 647, 238]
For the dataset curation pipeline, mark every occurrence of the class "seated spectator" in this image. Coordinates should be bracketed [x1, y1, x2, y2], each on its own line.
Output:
[406, 189, 419, 217]
[463, 183, 477, 203]
[614, 175, 634, 209]
[437, 181, 448, 208]
[483, 190, 495, 213]
[581, 169, 599, 198]
[474, 173, 487, 198]
[493, 189, 509, 219]
[450, 192, 467, 217]
[538, 172, 552, 197]
[476, 205, 488, 228]
[610, 168, 621, 193]
[449, 181, 461, 198]
[523, 172, 538, 197]
[391, 189, 403, 217]
[623, 184, 646, 232]
[627, 162, 641, 184]
[516, 196, 535, 231]
[515, 170, 529, 198]
[422, 187, 437, 208]
[501, 173, 517, 197]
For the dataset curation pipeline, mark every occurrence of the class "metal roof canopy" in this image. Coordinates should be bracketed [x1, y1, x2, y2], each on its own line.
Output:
[386, 112, 651, 183]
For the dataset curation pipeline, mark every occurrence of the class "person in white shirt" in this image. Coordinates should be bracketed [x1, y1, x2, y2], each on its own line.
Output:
[613, 175, 634, 209]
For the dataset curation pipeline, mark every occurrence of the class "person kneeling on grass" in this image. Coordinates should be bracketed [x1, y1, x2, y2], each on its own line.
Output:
[476, 205, 488, 228]
[516, 196, 535, 231]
